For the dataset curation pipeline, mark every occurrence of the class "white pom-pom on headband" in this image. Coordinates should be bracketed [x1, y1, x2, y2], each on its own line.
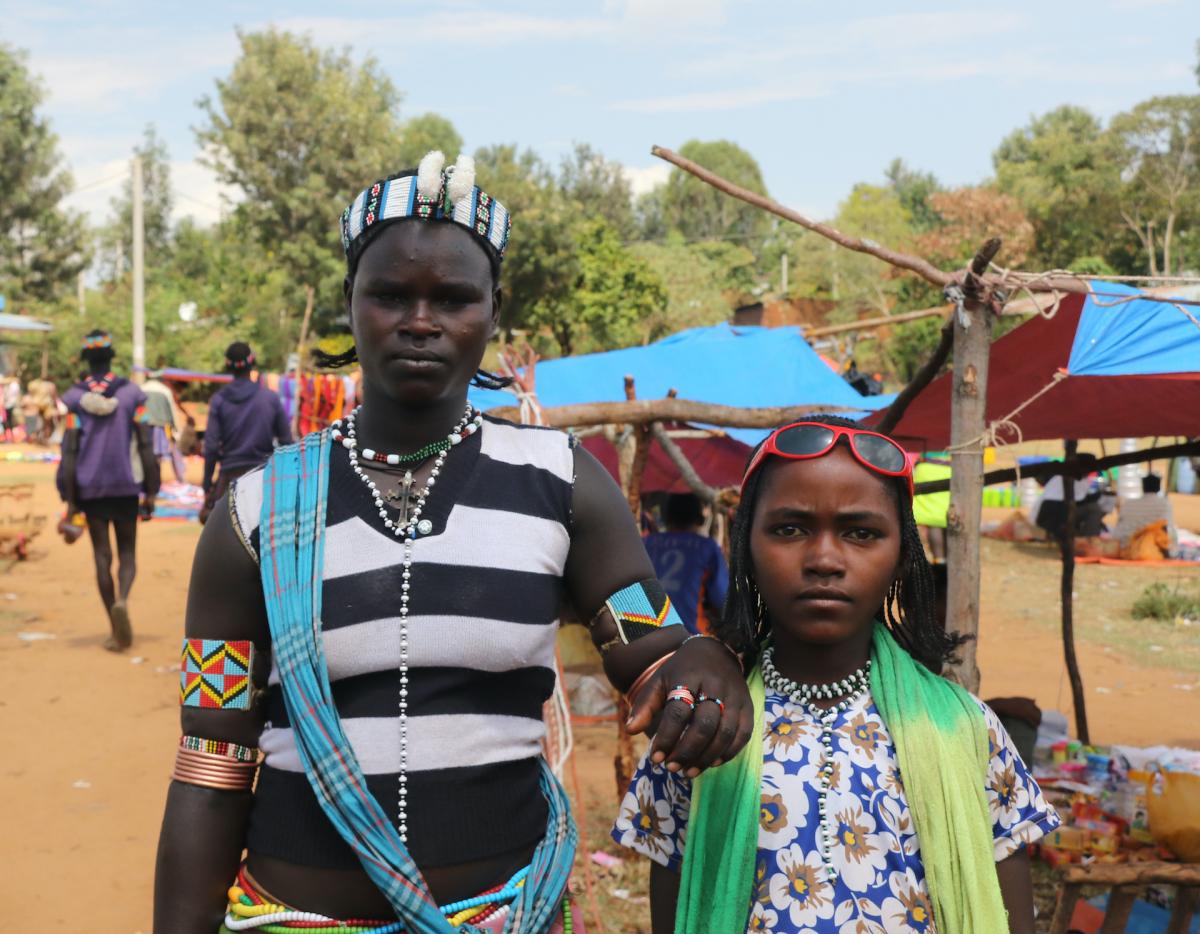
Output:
[341, 149, 510, 262]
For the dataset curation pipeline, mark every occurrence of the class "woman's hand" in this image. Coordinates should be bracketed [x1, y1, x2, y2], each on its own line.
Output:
[626, 636, 754, 778]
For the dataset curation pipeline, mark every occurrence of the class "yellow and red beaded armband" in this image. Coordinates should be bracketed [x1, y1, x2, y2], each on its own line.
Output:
[603, 578, 684, 645]
[180, 638, 254, 710]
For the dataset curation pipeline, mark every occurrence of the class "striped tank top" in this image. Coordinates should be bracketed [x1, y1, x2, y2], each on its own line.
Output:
[230, 416, 575, 868]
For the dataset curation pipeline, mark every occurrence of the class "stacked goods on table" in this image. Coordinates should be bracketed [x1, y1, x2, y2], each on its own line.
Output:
[1032, 736, 1200, 867]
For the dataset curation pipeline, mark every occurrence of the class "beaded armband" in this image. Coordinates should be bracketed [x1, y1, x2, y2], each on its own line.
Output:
[599, 578, 684, 646]
[172, 735, 259, 791]
[180, 638, 254, 710]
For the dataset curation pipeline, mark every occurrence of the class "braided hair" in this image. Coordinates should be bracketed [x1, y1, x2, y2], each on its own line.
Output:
[314, 168, 513, 391]
[713, 414, 967, 673]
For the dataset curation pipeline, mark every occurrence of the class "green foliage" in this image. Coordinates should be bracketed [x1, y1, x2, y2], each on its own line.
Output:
[885, 159, 943, 232]
[559, 143, 636, 239]
[0, 43, 88, 304]
[884, 316, 943, 383]
[632, 235, 749, 337]
[1070, 255, 1117, 276]
[396, 113, 463, 167]
[1106, 95, 1200, 276]
[525, 218, 666, 357]
[96, 124, 174, 279]
[1131, 582, 1200, 622]
[195, 28, 405, 328]
[993, 105, 1121, 270]
[660, 139, 769, 246]
[791, 184, 913, 319]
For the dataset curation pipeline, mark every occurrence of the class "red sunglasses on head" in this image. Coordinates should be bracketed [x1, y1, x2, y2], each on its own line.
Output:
[742, 422, 914, 495]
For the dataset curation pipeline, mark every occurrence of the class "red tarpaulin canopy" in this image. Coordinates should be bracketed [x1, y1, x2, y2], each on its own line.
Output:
[877, 287, 1200, 449]
[581, 426, 751, 493]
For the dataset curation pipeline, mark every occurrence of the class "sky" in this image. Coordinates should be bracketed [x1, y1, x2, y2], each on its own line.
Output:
[4, 0, 1197, 231]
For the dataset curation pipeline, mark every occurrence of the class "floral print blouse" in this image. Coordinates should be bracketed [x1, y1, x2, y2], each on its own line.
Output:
[611, 688, 1060, 933]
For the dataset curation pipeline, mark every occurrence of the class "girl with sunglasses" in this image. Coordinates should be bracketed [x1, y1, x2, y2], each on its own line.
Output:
[613, 415, 1059, 933]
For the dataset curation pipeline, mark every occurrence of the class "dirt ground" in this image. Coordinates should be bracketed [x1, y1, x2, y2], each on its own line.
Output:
[0, 453, 1197, 931]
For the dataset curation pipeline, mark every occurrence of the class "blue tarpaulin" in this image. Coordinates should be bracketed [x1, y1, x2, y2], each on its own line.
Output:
[1067, 281, 1200, 376]
[470, 323, 890, 445]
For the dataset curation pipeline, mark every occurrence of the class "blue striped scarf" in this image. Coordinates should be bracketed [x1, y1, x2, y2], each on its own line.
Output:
[258, 431, 577, 932]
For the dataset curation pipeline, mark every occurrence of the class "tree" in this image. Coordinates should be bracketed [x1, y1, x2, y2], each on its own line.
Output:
[1107, 95, 1200, 275]
[660, 140, 770, 246]
[195, 28, 405, 328]
[885, 159, 943, 232]
[396, 113, 463, 167]
[790, 184, 914, 319]
[98, 124, 174, 280]
[472, 144, 578, 341]
[559, 143, 636, 239]
[525, 218, 666, 356]
[993, 105, 1120, 269]
[0, 44, 88, 303]
[918, 186, 1035, 269]
[633, 235, 752, 338]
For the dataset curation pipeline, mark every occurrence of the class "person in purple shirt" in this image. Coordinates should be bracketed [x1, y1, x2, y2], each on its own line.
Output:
[59, 329, 160, 651]
[644, 493, 729, 634]
[200, 342, 292, 523]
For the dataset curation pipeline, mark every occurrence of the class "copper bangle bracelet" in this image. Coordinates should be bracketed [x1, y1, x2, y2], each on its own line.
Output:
[624, 650, 676, 705]
[172, 746, 257, 791]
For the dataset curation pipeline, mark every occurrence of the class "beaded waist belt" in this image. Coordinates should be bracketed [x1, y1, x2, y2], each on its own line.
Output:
[222, 865, 576, 932]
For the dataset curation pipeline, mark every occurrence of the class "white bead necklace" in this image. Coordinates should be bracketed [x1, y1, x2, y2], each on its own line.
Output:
[334, 403, 481, 842]
[762, 645, 872, 881]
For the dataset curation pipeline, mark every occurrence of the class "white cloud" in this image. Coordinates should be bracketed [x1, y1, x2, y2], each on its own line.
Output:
[611, 80, 828, 113]
[604, 0, 727, 28]
[1109, 0, 1178, 7]
[622, 162, 670, 195]
[270, 11, 609, 48]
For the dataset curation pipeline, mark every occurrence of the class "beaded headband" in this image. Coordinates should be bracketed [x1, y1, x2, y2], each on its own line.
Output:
[82, 333, 113, 351]
[340, 151, 511, 263]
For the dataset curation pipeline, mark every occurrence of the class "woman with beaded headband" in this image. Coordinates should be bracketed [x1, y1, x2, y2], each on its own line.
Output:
[612, 416, 1058, 933]
[58, 328, 160, 650]
[154, 152, 752, 933]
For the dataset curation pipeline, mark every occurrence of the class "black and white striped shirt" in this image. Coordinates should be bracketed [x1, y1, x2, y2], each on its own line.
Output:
[231, 416, 575, 868]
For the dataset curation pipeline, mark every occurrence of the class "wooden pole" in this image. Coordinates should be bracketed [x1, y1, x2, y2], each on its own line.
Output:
[945, 239, 1002, 692]
[487, 398, 865, 429]
[649, 422, 720, 505]
[1060, 439, 1090, 743]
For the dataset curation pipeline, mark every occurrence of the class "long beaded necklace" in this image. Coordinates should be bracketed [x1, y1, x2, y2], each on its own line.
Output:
[334, 403, 482, 841]
[761, 645, 872, 882]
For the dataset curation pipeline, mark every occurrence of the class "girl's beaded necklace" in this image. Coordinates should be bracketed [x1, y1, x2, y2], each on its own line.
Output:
[761, 645, 872, 882]
[332, 403, 482, 841]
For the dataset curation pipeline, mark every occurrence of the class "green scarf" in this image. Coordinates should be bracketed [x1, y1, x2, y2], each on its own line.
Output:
[675, 624, 1007, 933]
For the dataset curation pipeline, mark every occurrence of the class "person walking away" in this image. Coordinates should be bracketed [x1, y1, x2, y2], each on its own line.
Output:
[142, 376, 188, 483]
[199, 342, 291, 524]
[644, 493, 729, 634]
[58, 330, 160, 651]
[3, 376, 21, 442]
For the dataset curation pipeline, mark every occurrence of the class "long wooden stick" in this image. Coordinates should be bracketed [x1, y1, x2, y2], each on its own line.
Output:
[912, 439, 1200, 495]
[651, 145, 1094, 296]
[487, 398, 866, 429]
[875, 319, 954, 434]
[1060, 440, 1090, 744]
[805, 304, 951, 338]
[650, 422, 720, 504]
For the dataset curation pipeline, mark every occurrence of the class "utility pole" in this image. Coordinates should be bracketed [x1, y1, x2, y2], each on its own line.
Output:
[780, 252, 789, 296]
[131, 155, 146, 376]
[77, 270, 86, 317]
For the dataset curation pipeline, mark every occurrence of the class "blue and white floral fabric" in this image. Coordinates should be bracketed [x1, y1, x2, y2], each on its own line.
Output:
[612, 689, 1060, 933]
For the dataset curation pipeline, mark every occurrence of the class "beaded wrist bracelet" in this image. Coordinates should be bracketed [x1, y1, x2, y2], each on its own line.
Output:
[179, 734, 259, 763]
